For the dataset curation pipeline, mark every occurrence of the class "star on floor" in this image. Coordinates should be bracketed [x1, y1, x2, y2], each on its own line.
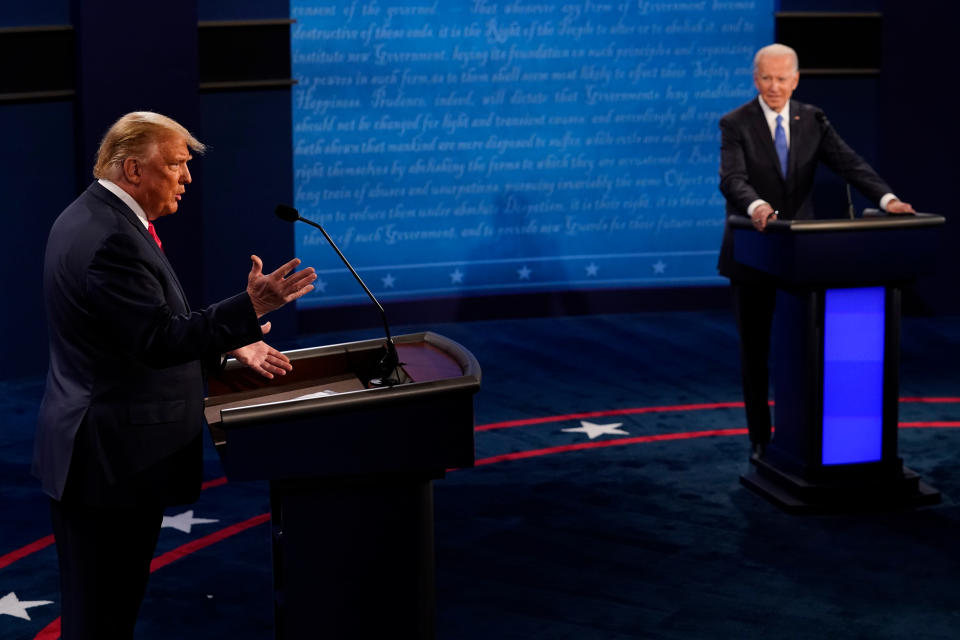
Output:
[381, 273, 396, 288]
[562, 420, 628, 440]
[0, 592, 53, 621]
[585, 262, 599, 277]
[450, 268, 464, 284]
[517, 265, 532, 280]
[652, 259, 667, 274]
[162, 510, 219, 534]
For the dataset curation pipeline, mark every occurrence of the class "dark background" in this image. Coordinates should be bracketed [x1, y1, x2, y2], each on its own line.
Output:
[1, 0, 956, 383]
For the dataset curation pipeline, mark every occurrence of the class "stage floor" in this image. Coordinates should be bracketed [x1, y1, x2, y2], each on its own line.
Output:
[3, 310, 960, 639]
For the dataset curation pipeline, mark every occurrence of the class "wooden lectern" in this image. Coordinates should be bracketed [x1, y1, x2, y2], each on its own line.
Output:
[731, 212, 945, 512]
[204, 332, 481, 639]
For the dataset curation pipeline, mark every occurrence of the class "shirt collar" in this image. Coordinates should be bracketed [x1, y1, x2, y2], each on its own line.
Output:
[758, 96, 790, 128]
[97, 179, 150, 229]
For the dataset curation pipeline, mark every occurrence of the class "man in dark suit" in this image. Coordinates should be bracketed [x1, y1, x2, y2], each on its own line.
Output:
[33, 111, 317, 639]
[717, 44, 914, 457]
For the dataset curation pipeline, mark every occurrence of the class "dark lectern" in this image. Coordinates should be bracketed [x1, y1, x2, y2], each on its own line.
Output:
[204, 332, 481, 639]
[731, 212, 945, 512]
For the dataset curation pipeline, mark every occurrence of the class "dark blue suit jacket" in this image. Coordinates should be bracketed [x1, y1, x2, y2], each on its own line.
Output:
[717, 98, 893, 281]
[34, 182, 263, 505]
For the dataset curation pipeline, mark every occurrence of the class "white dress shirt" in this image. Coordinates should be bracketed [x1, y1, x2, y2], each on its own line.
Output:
[98, 178, 150, 229]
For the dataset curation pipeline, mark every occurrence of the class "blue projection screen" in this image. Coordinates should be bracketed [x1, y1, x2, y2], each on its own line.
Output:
[291, 1, 774, 308]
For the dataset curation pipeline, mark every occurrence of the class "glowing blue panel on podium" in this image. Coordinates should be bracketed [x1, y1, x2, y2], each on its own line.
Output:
[821, 287, 885, 465]
[290, 1, 775, 308]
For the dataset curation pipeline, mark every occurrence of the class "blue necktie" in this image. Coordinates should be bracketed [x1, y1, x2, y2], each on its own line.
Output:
[774, 114, 788, 178]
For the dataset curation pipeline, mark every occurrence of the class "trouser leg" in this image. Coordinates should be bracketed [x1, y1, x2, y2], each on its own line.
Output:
[732, 282, 777, 445]
[50, 497, 164, 640]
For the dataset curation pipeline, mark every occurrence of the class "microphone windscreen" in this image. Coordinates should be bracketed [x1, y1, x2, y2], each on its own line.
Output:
[275, 204, 300, 222]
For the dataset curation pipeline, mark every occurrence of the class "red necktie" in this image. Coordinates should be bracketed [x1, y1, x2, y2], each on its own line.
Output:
[147, 222, 163, 251]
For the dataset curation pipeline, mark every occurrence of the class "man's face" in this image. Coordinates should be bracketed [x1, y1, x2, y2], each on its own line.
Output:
[136, 135, 192, 220]
[754, 54, 799, 113]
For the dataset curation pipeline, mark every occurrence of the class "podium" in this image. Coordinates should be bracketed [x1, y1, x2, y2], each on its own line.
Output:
[204, 332, 481, 639]
[731, 213, 945, 512]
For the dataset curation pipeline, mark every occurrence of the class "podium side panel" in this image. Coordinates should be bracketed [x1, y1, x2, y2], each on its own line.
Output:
[770, 288, 822, 473]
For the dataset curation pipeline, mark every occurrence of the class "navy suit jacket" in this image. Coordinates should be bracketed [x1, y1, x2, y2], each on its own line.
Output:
[717, 98, 893, 280]
[34, 182, 263, 504]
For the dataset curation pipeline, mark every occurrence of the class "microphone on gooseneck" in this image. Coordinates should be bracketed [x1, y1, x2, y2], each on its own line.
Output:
[274, 204, 410, 387]
[815, 110, 856, 220]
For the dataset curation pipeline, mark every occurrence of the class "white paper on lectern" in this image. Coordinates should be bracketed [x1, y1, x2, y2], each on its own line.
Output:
[292, 390, 341, 401]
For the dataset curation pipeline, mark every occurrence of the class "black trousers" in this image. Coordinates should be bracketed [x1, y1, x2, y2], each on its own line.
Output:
[732, 281, 777, 445]
[49, 498, 164, 640]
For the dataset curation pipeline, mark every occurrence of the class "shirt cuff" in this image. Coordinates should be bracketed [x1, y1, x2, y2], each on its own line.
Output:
[746, 199, 767, 217]
[879, 193, 898, 211]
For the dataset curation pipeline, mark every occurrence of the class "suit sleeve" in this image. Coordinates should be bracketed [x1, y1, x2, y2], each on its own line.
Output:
[816, 125, 892, 204]
[718, 115, 761, 216]
[85, 231, 263, 369]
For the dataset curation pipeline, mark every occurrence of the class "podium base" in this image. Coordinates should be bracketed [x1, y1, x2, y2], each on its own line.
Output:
[740, 456, 941, 514]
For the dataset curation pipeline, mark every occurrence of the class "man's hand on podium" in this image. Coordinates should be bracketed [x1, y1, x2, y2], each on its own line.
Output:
[886, 199, 916, 214]
[751, 203, 778, 231]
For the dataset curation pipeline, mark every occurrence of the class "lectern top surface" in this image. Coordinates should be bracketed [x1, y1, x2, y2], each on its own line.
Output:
[728, 212, 944, 233]
[203, 374, 365, 426]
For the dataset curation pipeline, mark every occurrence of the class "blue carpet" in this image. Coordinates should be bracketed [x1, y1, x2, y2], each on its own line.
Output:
[2, 310, 960, 639]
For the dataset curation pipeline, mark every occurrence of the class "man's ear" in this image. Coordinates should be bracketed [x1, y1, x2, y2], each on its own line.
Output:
[121, 157, 141, 184]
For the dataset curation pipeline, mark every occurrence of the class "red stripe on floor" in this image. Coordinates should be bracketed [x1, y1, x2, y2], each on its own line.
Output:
[150, 513, 270, 572]
[0, 534, 54, 571]
[475, 428, 750, 465]
[475, 402, 749, 431]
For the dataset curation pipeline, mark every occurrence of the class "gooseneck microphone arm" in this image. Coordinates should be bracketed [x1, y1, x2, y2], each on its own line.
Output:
[275, 204, 407, 385]
[276, 205, 391, 343]
[814, 110, 856, 220]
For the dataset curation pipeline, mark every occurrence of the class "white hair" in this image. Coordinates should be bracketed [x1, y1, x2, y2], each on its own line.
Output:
[753, 44, 799, 74]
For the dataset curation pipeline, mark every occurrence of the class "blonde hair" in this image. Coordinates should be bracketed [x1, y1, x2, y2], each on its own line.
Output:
[93, 111, 205, 178]
[754, 43, 799, 74]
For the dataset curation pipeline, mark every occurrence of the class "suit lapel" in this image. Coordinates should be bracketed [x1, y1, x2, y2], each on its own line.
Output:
[748, 100, 784, 183]
[87, 183, 191, 311]
[786, 100, 803, 185]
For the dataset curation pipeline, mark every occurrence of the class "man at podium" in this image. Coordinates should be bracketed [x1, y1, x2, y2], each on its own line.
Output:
[716, 43, 914, 457]
[33, 111, 317, 639]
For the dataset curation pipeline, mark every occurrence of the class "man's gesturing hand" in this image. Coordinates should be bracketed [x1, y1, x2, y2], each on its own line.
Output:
[247, 255, 317, 318]
[228, 321, 293, 379]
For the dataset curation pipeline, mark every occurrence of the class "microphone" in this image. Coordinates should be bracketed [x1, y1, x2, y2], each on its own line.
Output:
[815, 110, 855, 220]
[275, 204, 410, 387]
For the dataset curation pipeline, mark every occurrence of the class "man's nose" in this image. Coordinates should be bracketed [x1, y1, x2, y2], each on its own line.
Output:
[181, 165, 192, 184]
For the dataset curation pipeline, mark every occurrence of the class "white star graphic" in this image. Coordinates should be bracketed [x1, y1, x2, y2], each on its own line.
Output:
[450, 268, 464, 284]
[562, 420, 628, 440]
[162, 510, 219, 534]
[585, 262, 599, 277]
[517, 265, 532, 280]
[0, 592, 53, 621]
[652, 260, 667, 274]
[381, 273, 396, 288]
[315, 277, 328, 293]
